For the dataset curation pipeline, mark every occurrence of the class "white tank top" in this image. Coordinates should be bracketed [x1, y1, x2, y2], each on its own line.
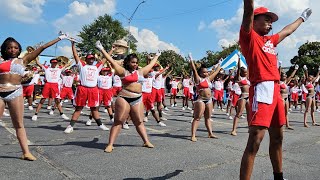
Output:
[183, 79, 190, 88]
[151, 71, 162, 89]
[142, 77, 153, 93]
[161, 76, 166, 88]
[113, 75, 122, 87]
[214, 80, 223, 91]
[170, 80, 179, 89]
[232, 83, 241, 95]
[78, 61, 103, 87]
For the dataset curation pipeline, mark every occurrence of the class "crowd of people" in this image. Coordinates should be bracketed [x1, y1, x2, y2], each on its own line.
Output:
[0, 0, 315, 179]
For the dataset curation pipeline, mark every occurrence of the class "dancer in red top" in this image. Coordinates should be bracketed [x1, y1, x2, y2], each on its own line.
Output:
[239, 1, 312, 179]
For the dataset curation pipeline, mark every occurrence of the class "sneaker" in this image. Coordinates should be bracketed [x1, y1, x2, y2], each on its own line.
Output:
[317, 109, 320, 112]
[162, 111, 170, 115]
[99, 124, 109, 131]
[191, 110, 194, 114]
[80, 111, 84, 114]
[3, 111, 9, 117]
[61, 114, 69, 120]
[226, 113, 230, 116]
[171, 104, 174, 107]
[110, 118, 114, 122]
[174, 104, 177, 107]
[28, 106, 33, 111]
[123, 123, 129, 129]
[24, 102, 28, 106]
[187, 107, 192, 110]
[49, 110, 54, 115]
[104, 109, 108, 113]
[60, 101, 63, 105]
[143, 117, 148, 122]
[85, 105, 89, 109]
[164, 107, 169, 111]
[212, 109, 215, 113]
[182, 107, 185, 111]
[287, 111, 291, 114]
[47, 106, 52, 110]
[86, 119, 92, 126]
[158, 122, 166, 127]
[289, 108, 292, 112]
[32, 102, 37, 106]
[240, 115, 245, 119]
[31, 115, 37, 121]
[221, 109, 226, 112]
[160, 117, 167, 121]
[228, 116, 233, 120]
[64, 99, 69, 103]
[64, 125, 73, 134]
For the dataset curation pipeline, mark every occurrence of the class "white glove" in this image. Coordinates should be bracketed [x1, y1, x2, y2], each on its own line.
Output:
[300, 8, 312, 22]
[156, 51, 162, 56]
[295, 64, 299, 70]
[303, 65, 308, 70]
[218, 58, 223, 65]
[58, 33, 68, 40]
[278, 61, 282, 67]
[188, 53, 193, 61]
[95, 41, 104, 51]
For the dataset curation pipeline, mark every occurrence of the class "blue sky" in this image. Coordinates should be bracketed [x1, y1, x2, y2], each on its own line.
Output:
[1, 0, 319, 66]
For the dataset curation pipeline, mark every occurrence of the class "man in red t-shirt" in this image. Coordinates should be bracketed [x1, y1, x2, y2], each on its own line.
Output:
[239, 1, 312, 180]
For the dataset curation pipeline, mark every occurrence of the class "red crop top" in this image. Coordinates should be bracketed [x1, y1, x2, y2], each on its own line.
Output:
[0, 60, 11, 73]
[305, 83, 314, 89]
[197, 78, 212, 90]
[121, 71, 138, 84]
[280, 82, 287, 89]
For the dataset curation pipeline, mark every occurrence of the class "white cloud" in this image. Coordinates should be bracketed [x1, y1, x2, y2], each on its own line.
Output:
[53, 0, 116, 37]
[57, 45, 73, 58]
[54, 0, 116, 56]
[206, 0, 320, 66]
[198, 21, 206, 31]
[130, 26, 180, 53]
[0, 0, 46, 24]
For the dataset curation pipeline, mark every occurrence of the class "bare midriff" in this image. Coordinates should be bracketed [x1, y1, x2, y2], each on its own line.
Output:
[119, 82, 142, 98]
[0, 74, 22, 92]
[198, 88, 211, 100]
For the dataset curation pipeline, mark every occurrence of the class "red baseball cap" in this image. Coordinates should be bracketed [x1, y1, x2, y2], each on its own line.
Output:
[86, 54, 95, 59]
[50, 59, 58, 63]
[101, 67, 111, 71]
[254, 7, 278, 22]
[65, 69, 72, 73]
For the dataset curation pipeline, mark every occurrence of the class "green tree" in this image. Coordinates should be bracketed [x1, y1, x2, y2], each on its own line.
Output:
[157, 50, 187, 76]
[76, 14, 136, 55]
[289, 41, 320, 76]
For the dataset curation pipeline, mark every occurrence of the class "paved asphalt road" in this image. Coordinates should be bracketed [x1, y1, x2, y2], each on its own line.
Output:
[0, 98, 320, 180]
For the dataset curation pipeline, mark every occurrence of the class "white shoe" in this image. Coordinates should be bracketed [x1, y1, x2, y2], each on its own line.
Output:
[104, 109, 108, 113]
[60, 101, 63, 105]
[31, 115, 37, 121]
[64, 125, 74, 134]
[110, 118, 114, 122]
[171, 104, 174, 107]
[187, 107, 192, 110]
[143, 117, 148, 122]
[212, 109, 215, 113]
[49, 110, 54, 115]
[228, 116, 233, 120]
[289, 108, 292, 112]
[123, 123, 129, 129]
[47, 106, 52, 110]
[32, 102, 37, 106]
[190, 119, 193, 123]
[158, 122, 166, 127]
[86, 120, 92, 126]
[162, 111, 169, 115]
[191, 110, 194, 114]
[64, 99, 69, 103]
[85, 105, 89, 109]
[174, 104, 177, 107]
[99, 124, 109, 131]
[80, 111, 84, 114]
[221, 109, 226, 112]
[240, 115, 245, 119]
[3, 111, 10, 117]
[160, 117, 167, 121]
[24, 102, 28, 106]
[164, 107, 169, 111]
[182, 107, 185, 111]
[287, 111, 291, 114]
[61, 114, 69, 120]
[28, 106, 33, 111]
[226, 113, 230, 116]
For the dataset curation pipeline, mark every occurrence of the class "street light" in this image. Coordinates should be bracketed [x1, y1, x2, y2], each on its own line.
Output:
[116, 0, 146, 53]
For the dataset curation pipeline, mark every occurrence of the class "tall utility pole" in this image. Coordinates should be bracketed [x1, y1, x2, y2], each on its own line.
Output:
[116, 0, 146, 53]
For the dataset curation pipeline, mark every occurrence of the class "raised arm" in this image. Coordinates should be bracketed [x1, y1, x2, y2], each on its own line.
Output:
[188, 53, 200, 84]
[95, 41, 125, 76]
[35, 57, 45, 70]
[303, 65, 308, 79]
[141, 53, 161, 76]
[286, 65, 299, 84]
[155, 66, 169, 79]
[23, 34, 68, 65]
[71, 41, 81, 64]
[208, 64, 222, 82]
[312, 67, 320, 83]
[278, 8, 312, 43]
[236, 57, 241, 81]
[242, 0, 254, 33]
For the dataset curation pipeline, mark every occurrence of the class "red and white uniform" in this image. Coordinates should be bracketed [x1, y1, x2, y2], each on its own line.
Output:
[98, 73, 113, 106]
[151, 71, 162, 103]
[188, 81, 194, 100]
[232, 82, 241, 107]
[160, 76, 166, 101]
[112, 75, 122, 96]
[23, 72, 40, 97]
[213, 80, 224, 101]
[142, 76, 154, 111]
[182, 78, 190, 98]
[60, 75, 75, 100]
[239, 26, 285, 128]
[290, 86, 299, 102]
[74, 61, 103, 107]
[301, 84, 308, 102]
[170, 80, 179, 96]
[316, 84, 320, 102]
[41, 66, 63, 98]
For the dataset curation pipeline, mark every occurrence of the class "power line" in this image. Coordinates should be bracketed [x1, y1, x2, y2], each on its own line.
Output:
[134, 0, 233, 21]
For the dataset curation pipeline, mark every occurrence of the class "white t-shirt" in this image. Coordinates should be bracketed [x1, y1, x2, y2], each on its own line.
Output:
[183, 79, 190, 88]
[98, 74, 113, 89]
[161, 76, 166, 89]
[43, 66, 63, 83]
[232, 83, 241, 95]
[78, 61, 103, 87]
[151, 71, 162, 90]
[214, 80, 223, 91]
[170, 80, 179, 89]
[113, 75, 122, 87]
[62, 75, 75, 88]
[142, 77, 153, 93]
